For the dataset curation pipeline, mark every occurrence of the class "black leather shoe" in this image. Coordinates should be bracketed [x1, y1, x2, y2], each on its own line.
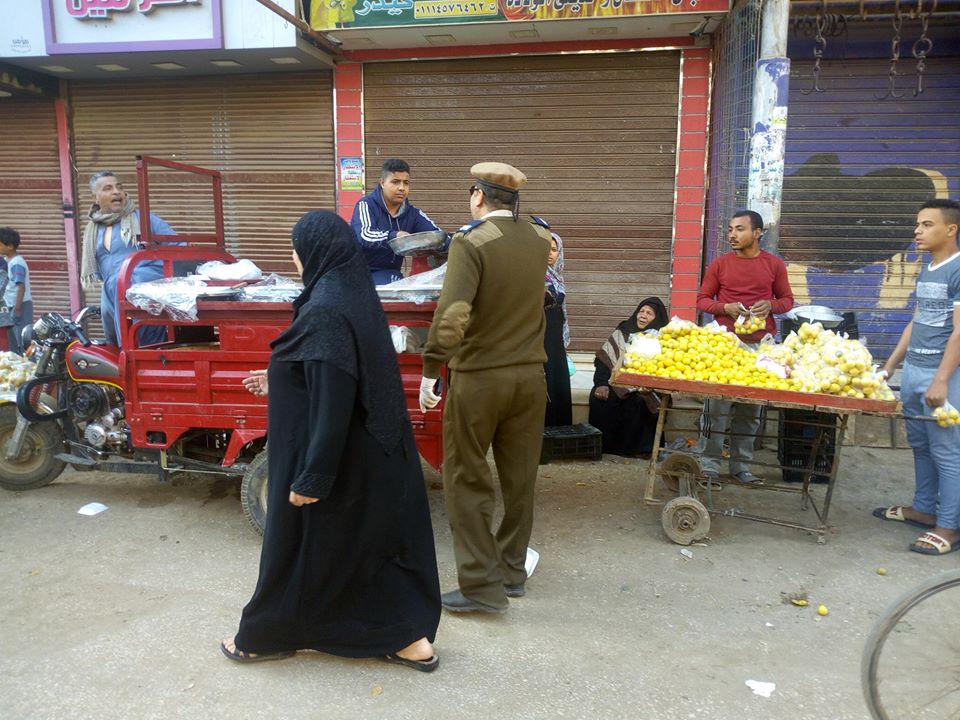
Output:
[504, 583, 525, 598]
[441, 589, 507, 614]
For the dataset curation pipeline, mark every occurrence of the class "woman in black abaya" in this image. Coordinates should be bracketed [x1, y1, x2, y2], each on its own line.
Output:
[221, 210, 441, 672]
[588, 297, 669, 457]
[543, 233, 572, 426]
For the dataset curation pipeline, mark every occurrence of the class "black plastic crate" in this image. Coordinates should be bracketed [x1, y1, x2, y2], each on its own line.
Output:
[539, 424, 603, 464]
[778, 409, 837, 483]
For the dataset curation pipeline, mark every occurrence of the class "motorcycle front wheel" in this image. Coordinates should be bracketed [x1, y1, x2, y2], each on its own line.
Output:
[0, 404, 66, 491]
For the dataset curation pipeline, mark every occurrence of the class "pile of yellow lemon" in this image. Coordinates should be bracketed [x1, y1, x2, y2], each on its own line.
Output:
[620, 320, 793, 390]
[734, 314, 765, 335]
[932, 405, 960, 427]
[0, 351, 34, 392]
[619, 320, 897, 401]
[781, 322, 895, 401]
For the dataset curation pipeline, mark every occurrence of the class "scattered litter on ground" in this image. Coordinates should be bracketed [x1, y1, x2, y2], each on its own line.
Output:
[745, 680, 776, 697]
[680, 548, 694, 559]
[77, 502, 108, 516]
[525, 547, 540, 577]
[782, 590, 808, 606]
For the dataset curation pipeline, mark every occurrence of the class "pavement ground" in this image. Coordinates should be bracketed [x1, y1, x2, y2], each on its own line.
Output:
[0, 444, 951, 720]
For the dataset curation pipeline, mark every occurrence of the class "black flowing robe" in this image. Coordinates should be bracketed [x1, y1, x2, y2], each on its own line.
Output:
[544, 301, 572, 427]
[233, 210, 440, 657]
[588, 297, 668, 456]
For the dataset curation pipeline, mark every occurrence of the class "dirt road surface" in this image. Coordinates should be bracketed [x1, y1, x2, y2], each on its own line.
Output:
[0, 446, 942, 720]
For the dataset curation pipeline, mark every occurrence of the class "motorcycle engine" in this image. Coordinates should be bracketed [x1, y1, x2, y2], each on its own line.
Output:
[71, 385, 128, 449]
[69, 384, 110, 422]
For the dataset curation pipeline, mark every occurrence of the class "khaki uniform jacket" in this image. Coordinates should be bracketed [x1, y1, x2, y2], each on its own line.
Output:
[422, 216, 552, 378]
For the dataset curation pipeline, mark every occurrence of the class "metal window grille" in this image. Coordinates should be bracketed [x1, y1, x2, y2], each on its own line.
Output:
[703, 0, 764, 263]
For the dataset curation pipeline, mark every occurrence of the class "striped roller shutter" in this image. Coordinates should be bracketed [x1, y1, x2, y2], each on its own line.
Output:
[781, 56, 960, 361]
[0, 98, 70, 317]
[362, 52, 681, 352]
[69, 71, 335, 289]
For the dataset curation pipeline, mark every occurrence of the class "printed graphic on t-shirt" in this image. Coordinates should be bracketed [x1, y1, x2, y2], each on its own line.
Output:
[914, 280, 954, 328]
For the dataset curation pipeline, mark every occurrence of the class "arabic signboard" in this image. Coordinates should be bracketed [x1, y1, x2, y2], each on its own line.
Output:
[43, 0, 222, 54]
[311, 0, 727, 30]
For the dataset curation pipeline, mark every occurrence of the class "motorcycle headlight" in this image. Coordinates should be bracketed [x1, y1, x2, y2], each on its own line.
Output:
[32, 316, 56, 342]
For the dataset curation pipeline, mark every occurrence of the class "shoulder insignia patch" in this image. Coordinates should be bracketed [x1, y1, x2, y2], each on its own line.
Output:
[458, 219, 485, 235]
[530, 215, 551, 229]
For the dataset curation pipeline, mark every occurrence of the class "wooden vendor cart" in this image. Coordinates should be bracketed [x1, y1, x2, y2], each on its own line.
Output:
[611, 372, 900, 545]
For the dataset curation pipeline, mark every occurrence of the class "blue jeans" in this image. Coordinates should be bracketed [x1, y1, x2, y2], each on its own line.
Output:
[902, 361, 960, 529]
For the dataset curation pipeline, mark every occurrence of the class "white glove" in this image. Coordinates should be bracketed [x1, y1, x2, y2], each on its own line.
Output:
[419, 376, 441, 413]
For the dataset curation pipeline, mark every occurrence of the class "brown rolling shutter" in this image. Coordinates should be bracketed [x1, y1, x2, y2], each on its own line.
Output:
[781, 57, 960, 361]
[69, 71, 335, 285]
[363, 53, 680, 352]
[0, 98, 70, 317]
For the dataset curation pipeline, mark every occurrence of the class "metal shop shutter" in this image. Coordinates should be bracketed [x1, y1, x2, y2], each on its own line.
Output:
[781, 57, 960, 361]
[363, 53, 680, 353]
[70, 71, 335, 283]
[0, 98, 70, 317]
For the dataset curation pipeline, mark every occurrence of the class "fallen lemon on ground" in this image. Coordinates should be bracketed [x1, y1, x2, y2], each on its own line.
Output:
[876, 567, 887, 576]
[818, 604, 829, 616]
[791, 599, 808, 607]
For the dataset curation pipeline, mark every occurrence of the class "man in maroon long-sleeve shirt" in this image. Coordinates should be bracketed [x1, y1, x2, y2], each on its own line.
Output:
[695, 210, 795, 482]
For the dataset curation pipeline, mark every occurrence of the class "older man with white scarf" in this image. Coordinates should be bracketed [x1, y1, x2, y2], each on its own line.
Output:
[81, 171, 177, 346]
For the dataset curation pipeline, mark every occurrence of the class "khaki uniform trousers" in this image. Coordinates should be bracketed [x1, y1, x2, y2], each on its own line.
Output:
[443, 363, 546, 608]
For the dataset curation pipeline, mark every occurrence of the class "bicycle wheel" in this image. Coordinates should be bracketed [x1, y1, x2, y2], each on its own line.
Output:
[862, 569, 960, 719]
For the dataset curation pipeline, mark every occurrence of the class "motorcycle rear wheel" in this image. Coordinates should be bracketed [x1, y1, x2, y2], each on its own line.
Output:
[240, 450, 268, 536]
[0, 404, 66, 490]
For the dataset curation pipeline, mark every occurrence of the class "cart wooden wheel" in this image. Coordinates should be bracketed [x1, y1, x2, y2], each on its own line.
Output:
[659, 451, 703, 494]
[661, 496, 711, 545]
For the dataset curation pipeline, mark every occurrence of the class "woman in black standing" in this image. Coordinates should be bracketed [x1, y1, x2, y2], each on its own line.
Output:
[221, 210, 441, 672]
[589, 297, 669, 456]
[543, 232, 572, 426]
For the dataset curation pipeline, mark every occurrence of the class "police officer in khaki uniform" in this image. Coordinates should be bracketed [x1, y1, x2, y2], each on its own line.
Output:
[420, 162, 551, 613]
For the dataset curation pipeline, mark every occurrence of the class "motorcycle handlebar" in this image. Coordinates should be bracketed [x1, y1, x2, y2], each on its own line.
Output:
[73, 326, 92, 347]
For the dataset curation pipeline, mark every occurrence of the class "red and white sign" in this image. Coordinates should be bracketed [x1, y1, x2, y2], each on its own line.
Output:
[44, 0, 223, 53]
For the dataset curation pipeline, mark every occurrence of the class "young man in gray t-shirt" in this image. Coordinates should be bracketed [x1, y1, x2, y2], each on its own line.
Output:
[874, 199, 960, 555]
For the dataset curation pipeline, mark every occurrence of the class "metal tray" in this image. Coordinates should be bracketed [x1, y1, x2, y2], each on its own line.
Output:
[387, 230, 446, 256]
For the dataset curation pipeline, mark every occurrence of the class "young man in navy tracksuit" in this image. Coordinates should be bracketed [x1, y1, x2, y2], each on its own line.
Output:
[350, 158, 442, 285]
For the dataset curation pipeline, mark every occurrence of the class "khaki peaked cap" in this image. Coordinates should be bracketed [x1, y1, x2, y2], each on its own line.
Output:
[471, 162, 526, 193]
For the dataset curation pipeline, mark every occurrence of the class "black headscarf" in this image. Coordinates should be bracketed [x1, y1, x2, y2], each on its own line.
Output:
[270, 210, 408, 453]
[617, 296, 669, 337]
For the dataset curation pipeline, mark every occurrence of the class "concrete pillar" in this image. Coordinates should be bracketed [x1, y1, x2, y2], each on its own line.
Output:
[748, 0, 791, 253]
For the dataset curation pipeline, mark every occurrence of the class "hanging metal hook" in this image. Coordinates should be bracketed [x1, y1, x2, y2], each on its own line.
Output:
[912, 0, 935, 95]
[801, 0, 828, 95]
[876, 0, 905, 99]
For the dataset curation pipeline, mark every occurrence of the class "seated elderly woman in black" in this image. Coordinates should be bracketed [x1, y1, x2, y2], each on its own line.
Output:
[589, 297, 669, 457]
[220, 210, 441, 672]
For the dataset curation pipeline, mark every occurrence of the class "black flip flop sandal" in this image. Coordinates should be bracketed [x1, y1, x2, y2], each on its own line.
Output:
[220, 640, 295, 664]
[383, 653, 440, 673]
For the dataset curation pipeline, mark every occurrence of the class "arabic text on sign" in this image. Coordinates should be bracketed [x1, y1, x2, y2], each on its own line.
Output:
[354, 0, 414, 16]
[65, 0, 200, 20]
